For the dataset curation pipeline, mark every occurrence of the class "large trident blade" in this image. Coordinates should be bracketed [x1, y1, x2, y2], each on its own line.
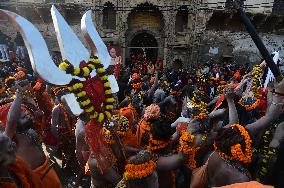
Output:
[81, 10, 111, 68]
[81, 10, 119, 93]
[0, 9, 72, 85]
[51, 5, 90, 67]
[62, 93, 84, 115]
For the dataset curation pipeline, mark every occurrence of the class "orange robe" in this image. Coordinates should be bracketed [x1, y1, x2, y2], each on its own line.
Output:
[0, 157, 43, 188]
[119, 105, 137, 132]
[120, 130, 141, 149]
[33, 156, 62, 188]
[136, 118, 150, 147]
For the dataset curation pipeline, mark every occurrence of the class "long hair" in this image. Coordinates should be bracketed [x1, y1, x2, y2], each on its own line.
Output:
[149, 118, 175, 141]
[215, 127, 246, 156]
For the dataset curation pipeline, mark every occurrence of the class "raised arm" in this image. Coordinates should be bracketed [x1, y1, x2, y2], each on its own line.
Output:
[75, 119, 87, 169]
[207, 96, 221, 108]
[246, 79, 284, 137]
[149, 71, 159, 97]
[5, 80, 28, 138]
[5, 91, 22, 138]
[224, 87, 239, 126]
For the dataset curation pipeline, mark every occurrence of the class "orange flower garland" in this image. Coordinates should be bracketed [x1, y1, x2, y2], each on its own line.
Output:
[192, 112, 208, 120]
[178, 130, 199, 169]
[147, 134, 171, 152]
[189, 97, 208, 120]
[131, 82, 142, 90]
[215, 124, 252, 164]
[238, 98, 260, 111]
[123, 160, 157, 180]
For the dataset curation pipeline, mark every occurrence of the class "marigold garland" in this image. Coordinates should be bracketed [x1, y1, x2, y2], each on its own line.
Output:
[102, 114, 130, 144]
[131, 82, 142, 90]
[238, 98, 260, 111]
[252, 65, 263, 98]
[215, 124, 252, 164]
[189, 97, 208, 120]
[178, 130, 199, 169]
[147, 134, 171, 152]
[123, 160, 157, 180]
[58, 56, 114, 123]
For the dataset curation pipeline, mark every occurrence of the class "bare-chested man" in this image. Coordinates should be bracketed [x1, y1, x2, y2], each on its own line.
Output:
[3, 80, 62, 187]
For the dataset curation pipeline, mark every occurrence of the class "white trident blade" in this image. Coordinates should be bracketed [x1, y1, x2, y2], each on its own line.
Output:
[51, 5, 90, 67]
[81, 10, 111, 68]
[264, 51, 280, 89]
[0, 9, 72, 85]
[62, 93, 84, 116]
[81, 10, 119, 93]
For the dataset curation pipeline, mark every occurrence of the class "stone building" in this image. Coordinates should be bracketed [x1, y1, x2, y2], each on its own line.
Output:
[0, 0, 284, 68]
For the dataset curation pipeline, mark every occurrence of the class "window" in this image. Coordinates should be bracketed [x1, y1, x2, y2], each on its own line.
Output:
[103, 2, 116, 30]
[175, 6, 188, 33]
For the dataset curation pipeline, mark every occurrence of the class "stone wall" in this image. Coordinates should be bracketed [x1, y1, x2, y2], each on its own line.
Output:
[0, 0, 283, 69]
[197, 30, 284, 65]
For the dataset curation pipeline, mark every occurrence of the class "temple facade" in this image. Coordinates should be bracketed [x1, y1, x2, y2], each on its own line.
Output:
[0, 0, 284, 67]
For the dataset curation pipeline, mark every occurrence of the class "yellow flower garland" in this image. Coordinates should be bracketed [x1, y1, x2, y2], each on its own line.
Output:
[252, 65, 262, 98]
[58, 56, 114, 123]
[190, 97, 208, 120]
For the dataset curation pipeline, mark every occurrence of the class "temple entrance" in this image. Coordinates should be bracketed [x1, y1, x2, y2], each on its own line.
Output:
[129, 32, 158, 63]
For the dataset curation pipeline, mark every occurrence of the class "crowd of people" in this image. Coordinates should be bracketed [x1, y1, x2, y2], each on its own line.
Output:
[0, 42, 284, 188]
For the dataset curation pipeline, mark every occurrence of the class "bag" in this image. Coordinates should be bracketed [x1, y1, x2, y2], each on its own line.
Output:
[190, 161, 209, 188]
[190, 151, 215, 188]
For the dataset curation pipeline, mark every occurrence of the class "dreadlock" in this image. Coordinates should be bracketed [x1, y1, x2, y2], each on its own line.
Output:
[215, 127, 247, 156]
[149, 118, 175, 141]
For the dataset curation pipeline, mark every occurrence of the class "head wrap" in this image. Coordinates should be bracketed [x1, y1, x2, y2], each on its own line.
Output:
[144, 104, 160, 121]
[132, 73, 141, 80]
[233, 70, 241, 81]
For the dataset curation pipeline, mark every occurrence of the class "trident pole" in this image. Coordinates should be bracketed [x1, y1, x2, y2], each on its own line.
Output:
[234, 0, 282, 81]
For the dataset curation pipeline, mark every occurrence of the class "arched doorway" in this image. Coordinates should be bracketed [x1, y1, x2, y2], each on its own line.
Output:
[125, 3, 164, 66]
[130, 32, 158, 63]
